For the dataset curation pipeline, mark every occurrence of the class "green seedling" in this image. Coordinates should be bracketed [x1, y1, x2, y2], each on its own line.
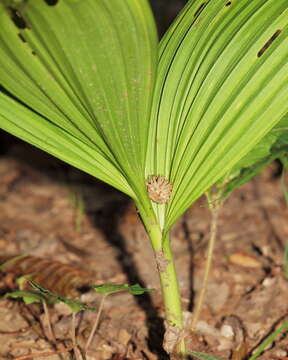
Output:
[29, 280, 96, 360]
[85, 283, 155, 352]
[29, 280, 96, 313]
[4, 287, 58, 350]
[5, 280, 97, 360]
[0, 0, 287, 357]
[4, 289, 51, 305]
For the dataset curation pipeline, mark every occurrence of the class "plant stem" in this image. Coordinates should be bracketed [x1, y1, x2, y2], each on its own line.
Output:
[85, 294, 107, 352]
[138, 205, 186, 356]
[42, 300, 56, 344]
[159, 236, 186, 356]
[71, 312, 82, 360]
[190, 205, 219, 331]
[71, 312, 77, 347]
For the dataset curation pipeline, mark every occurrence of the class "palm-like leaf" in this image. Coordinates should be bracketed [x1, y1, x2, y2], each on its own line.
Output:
[1, 1, 288, 353]
[147, 0, 288, 230]
[0, 0, 158, 200]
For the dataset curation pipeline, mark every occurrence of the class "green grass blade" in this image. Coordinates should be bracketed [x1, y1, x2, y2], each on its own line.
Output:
[248, 321, 288, 360]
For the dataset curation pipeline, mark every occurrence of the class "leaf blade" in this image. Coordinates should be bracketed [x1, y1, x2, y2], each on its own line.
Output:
[147, 0, 288, 230]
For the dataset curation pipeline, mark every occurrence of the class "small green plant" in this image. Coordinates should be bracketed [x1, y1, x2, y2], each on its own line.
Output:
[0, 0, 287, 357]
[5, 280, 97, 359]
[3, 278, 154, 359]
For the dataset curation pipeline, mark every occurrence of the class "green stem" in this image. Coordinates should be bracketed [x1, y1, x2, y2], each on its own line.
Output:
[158, 237, 184, 330]
[137, 202, 186, 356]
[159, 237, 186, 356]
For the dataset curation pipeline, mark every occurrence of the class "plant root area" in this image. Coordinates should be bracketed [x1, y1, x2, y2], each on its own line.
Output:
[0, 143, 287, 360]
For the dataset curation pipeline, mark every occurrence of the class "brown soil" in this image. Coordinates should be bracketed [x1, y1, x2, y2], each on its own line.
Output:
[0, 138, 287, 360]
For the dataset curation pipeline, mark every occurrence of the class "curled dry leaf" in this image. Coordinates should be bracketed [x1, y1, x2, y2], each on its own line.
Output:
[0, 254, 93, 297]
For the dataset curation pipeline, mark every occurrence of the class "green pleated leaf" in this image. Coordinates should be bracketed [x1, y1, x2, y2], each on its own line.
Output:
[147, 0, 288, 230]
[0, 0, 158, 200]
[0, 92, 133, 197]
[218, 113, 288, 196]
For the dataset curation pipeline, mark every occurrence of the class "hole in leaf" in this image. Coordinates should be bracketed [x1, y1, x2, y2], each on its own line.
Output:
[194, 2, 207, 18]
[225, 1, 232, 6]
[9, 8, 27, 29]
[18, 33, 26, 43]
[44, 0, 58, 5]
[257, 29, 282, 57]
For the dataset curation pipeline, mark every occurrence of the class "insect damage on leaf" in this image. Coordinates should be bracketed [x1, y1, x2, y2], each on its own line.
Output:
[194, 3, 207, 18]
[9, 8, 27, 29]
[257, 29, 282, 58]
[44, 0, 59, 6]
[225, 1, 232, 6]
[146, 175, 172, 204]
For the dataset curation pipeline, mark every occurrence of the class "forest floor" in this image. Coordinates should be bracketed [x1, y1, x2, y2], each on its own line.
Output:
[0, 142, 287, 360]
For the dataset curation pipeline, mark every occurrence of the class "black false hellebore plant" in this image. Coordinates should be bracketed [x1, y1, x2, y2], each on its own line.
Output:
[0, 0, 287, 356]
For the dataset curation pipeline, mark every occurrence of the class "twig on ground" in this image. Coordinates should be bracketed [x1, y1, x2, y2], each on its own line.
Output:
[13, 346, 74, 360]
